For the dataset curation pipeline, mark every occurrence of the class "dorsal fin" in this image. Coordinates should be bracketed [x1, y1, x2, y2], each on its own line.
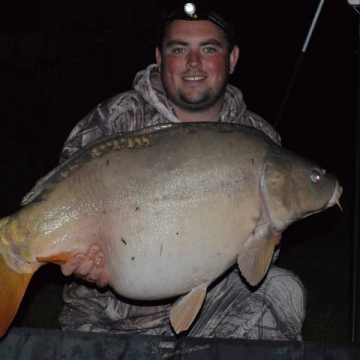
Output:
[21, 124, 180, 207]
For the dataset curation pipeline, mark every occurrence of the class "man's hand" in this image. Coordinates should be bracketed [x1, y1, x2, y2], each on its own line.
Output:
[60, 245, 109, 288]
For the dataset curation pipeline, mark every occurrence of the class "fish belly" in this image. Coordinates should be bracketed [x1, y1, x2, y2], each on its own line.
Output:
[102, 187, 260, 300]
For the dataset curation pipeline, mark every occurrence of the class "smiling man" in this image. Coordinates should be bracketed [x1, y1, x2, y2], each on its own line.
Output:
[156, 18, 239, 120]
[58, 1, 306, 340]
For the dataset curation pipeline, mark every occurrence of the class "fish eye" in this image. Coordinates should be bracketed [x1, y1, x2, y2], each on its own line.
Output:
[310, 170, 322, 183]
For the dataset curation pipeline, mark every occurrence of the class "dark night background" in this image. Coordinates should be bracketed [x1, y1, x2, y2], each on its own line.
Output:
[0, 0, 358, 343]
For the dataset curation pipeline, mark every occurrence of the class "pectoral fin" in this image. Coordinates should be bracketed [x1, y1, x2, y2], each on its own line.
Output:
[170, 282, 207, 334]
[237, 224, 276, 286]
[0, 254, 33, 338]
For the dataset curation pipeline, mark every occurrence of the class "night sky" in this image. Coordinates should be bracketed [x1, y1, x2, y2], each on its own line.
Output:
[0, 0, 359, 340]
[0, 0, 357, 205]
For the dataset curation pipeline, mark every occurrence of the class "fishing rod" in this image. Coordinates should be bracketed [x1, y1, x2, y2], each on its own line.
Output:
[347, 0, 360, 344]
[274, 0, 326, 129]
[274, 0, 360, 343]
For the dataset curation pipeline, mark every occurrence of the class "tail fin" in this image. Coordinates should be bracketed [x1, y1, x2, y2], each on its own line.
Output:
[0, 254, 33, 338]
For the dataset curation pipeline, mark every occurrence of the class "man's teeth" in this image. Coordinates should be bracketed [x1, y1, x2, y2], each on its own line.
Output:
[184, 76, 205, 81]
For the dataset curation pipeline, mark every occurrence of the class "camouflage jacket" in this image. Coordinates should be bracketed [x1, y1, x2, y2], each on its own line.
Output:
[59, 64, 305, 340]
[60, 64, 280, 162]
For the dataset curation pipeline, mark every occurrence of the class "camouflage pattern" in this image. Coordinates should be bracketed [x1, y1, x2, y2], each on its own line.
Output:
[59, 64, 305, 340]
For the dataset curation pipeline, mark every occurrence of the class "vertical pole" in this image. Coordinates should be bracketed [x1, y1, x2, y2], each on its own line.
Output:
[274, 0, 326, 129]
[350, 7, 360, 344]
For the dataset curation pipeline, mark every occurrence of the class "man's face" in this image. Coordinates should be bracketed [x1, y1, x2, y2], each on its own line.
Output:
[156, 20, 239, 113]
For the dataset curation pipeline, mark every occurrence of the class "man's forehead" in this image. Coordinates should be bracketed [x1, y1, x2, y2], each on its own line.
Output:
[163, 19, 227, 43]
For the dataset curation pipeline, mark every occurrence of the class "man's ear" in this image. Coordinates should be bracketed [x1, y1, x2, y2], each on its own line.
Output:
[156, 47, 162, 68]
[229, 45, 239, 74]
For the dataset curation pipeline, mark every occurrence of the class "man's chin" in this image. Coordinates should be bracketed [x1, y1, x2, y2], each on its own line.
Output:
[178, 101, 210, 112]
[178, 94, 211, 108]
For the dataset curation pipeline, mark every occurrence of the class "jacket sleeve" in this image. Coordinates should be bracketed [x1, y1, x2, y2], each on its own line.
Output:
[60, 91, 154, 163]
[60, 108, 107, 163]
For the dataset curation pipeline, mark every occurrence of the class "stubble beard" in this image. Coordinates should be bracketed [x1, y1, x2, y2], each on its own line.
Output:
[175, 85, 227, 112]
[160, 65, 230, 113]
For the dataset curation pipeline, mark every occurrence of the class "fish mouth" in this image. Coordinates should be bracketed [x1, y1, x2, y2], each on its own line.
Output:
[326, 181, 343, 212]
[287, 180, 343, 224]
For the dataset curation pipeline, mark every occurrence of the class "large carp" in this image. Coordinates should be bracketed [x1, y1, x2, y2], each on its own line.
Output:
[0, 122, 342, 337]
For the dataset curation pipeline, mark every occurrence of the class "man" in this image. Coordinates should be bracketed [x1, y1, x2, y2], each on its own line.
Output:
[59, 2, 306, 340]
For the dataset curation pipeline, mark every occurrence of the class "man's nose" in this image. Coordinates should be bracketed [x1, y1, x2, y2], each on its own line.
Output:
[187, 50, 201, 68]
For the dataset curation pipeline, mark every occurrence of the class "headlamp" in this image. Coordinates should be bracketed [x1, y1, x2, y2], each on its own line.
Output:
[161, 2, 233, 41]
[184, 3, 197, 17]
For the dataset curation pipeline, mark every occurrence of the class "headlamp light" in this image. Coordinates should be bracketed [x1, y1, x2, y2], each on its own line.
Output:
[184, 3, 197, 18]
[160, 2, 234, 41]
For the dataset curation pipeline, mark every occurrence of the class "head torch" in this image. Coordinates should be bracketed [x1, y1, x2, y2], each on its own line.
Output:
[161, 2, 234, 41]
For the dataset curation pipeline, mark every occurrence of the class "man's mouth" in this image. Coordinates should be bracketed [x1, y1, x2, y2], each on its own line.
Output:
[183, 76, 206, 81]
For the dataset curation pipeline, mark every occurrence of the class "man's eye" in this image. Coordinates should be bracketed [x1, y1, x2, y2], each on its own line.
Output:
[173, 48, 185, 54]
[204, 47, 216, 53]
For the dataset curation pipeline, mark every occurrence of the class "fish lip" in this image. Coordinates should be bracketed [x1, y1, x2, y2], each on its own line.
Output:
[325, 181, 343, 210]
